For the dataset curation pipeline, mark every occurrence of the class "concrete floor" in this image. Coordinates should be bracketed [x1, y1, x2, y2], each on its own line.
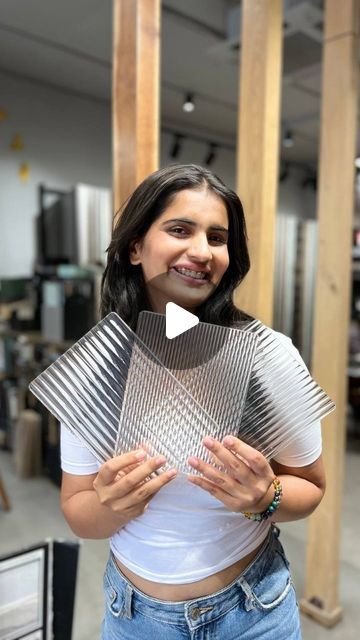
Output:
[0, 437, 359, 640]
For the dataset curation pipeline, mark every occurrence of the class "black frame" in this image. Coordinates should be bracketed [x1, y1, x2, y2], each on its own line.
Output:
[0, 542, 49, 640]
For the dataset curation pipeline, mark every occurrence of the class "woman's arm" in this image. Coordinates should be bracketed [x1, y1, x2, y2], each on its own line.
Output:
[257, 456, 325, 522]
[61, 471, 127, 539]
[187, 436, 326, 522]
[61, 450, 177, 539]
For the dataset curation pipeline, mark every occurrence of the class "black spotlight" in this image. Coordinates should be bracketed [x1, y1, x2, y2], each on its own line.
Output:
[204, 143, 218, 166]
[283, 130, 294, 148]
[170, 134, 184, 159]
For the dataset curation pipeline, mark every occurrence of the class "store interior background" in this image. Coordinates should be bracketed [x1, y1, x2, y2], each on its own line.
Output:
[0, 1, 359, 639]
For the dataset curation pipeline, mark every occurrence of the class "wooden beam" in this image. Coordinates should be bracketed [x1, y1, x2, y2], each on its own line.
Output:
[0, 473, 10, 511]
[300, 0, 360, 627]
[234, 0, 283, 325]
[112, 0, 161, 220]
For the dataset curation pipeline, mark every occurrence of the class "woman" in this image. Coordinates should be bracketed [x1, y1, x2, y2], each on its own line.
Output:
[60, 164, 325, 639]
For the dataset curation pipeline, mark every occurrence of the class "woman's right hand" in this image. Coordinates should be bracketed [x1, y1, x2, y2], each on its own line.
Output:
[93, 449, 177, 523]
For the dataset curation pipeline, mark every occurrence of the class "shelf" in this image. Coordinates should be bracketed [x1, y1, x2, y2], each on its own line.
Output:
[0, 329, 73, 350]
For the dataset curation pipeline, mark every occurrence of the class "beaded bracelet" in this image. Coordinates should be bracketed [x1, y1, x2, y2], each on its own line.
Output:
[242, 477, 282, 522]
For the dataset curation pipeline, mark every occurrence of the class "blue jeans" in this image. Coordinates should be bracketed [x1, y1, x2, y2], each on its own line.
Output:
[101, 526, 301, 639]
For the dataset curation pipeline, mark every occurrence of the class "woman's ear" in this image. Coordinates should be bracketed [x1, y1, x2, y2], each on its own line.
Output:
[129, 238, 142, 265]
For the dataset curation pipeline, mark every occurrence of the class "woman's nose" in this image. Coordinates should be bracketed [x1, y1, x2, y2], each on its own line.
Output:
[187, 235, 212, 261]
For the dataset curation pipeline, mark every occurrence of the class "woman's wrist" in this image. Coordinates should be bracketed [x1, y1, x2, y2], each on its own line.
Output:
[250, 480, 277, 513]
[242, 477, 282, 521]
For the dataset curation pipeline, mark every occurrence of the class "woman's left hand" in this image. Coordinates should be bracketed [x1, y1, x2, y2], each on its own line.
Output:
[187, 435, 275, 513]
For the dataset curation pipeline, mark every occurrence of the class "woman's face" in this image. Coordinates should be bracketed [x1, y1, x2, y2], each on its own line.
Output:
[129, 187, 230, 313]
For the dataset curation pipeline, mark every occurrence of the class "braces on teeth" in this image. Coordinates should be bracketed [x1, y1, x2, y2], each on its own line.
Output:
[175, 268, 207, 279]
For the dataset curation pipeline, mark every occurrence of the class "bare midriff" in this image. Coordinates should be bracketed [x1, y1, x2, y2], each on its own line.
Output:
[114, 541, 264, 601]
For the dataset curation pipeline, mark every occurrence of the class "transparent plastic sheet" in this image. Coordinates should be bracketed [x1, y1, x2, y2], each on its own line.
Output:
[134, 312, 335, 461]
[29, 311, 335, 472]
[232, 319, 335, 459]
[29, 312, 258, 471]
[116, 313, 259, 471]
[132, 311, 261, 438]
[29, 313, 134, 462]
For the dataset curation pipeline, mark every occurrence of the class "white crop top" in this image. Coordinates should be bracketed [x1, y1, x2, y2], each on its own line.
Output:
[60, 331, 322, 584]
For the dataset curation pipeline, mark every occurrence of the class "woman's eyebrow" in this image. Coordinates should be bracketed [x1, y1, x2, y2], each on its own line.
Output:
[162, 218, 229, 234]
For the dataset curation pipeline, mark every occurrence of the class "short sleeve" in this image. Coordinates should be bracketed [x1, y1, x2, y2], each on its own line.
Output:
[60, 424, 101, 475]
[268, 331, 322, 467]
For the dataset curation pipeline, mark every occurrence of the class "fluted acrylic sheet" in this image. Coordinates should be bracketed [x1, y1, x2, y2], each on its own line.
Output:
[133, 311, 259, 438]
[29, 313, 134, 462]
[29, 312, 258, 470]
[135, 312, 335, 461]
[232, 319, 335, 459]
[116, 313, 258, 471]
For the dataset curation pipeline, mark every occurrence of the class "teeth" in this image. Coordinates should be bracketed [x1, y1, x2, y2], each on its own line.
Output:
[175, 268, 207, 280]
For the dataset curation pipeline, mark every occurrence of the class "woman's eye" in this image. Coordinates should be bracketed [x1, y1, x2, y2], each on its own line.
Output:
[168, 228, 227, 244]
[209, 236, 227, 245]
[169, 227, 187, 235]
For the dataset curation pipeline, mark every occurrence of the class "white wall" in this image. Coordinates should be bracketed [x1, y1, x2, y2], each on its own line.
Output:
[0, 72, 315, 278]
[0, 72, 111, 277]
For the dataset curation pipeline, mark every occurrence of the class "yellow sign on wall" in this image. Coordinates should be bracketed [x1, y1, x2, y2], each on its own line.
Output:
[19, 163, 30, 183]
[11, 133, 24, 151]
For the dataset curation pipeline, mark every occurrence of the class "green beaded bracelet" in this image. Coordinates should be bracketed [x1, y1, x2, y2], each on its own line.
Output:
[242, 477, 282, 522]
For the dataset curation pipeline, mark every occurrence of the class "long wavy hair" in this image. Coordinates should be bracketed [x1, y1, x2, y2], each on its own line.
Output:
[101, 164, 251, 329]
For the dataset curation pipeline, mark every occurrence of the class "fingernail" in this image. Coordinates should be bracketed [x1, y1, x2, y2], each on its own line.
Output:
[135, 449, 146, 459]
[188, 456, 199, 467]
[167, 468, 177, 478]
[223, 436, 234, 447]
[203, 436, 214, 449]
[155, 456, 166, 465]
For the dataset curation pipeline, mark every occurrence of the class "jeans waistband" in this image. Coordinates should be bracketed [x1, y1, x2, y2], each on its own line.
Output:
[105, 525, 282, 624]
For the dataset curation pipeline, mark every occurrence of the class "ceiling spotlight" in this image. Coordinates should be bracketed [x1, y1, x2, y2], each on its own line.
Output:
[170, 134, 184, 159]
[204, 143, 218, 167]
[182, 93, 195, 113]
[283, 130, 294, 148]
[279, 163, 289, 182]
[302, 173, 317, 190]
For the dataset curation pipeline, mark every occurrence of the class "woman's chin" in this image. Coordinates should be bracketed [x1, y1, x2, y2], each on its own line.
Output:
[167, 289, 212, 311]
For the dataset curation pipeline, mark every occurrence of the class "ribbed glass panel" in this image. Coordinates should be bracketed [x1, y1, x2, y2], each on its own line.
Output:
[29, 312, 257, 472]
[135, 313, 335, 461]
[116, 312, 258, 470]
[134, 311, 257, 436]
[231, 320, 335, 459]
[29, 311, 335, 472]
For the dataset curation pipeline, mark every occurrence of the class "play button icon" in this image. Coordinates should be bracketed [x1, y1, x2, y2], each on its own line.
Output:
[166, 302, 199, 339]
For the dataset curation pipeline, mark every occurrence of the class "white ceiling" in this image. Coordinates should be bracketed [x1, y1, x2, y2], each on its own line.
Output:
[0, 0, 355, 170]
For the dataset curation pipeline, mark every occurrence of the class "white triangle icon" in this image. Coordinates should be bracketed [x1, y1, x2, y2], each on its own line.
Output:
[166, 302, 199, 339]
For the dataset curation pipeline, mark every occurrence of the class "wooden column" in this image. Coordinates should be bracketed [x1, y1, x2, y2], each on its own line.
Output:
[234, 0, 283, 325]
[300, 0, 360, 627]
[112, 0, 161, 220]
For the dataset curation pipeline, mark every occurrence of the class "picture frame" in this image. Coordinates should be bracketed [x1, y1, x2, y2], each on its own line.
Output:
[0, 543, 49, 640]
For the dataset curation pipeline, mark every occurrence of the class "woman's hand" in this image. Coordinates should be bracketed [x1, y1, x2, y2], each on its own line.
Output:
[93, 449, 177, 523]
[187, 436, 275, 513]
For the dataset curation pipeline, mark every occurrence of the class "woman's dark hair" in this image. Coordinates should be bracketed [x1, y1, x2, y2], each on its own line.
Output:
[101, 164, 251, 329]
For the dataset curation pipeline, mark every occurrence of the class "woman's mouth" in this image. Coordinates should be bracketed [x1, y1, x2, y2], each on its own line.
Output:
[170, 267, 210, 285]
